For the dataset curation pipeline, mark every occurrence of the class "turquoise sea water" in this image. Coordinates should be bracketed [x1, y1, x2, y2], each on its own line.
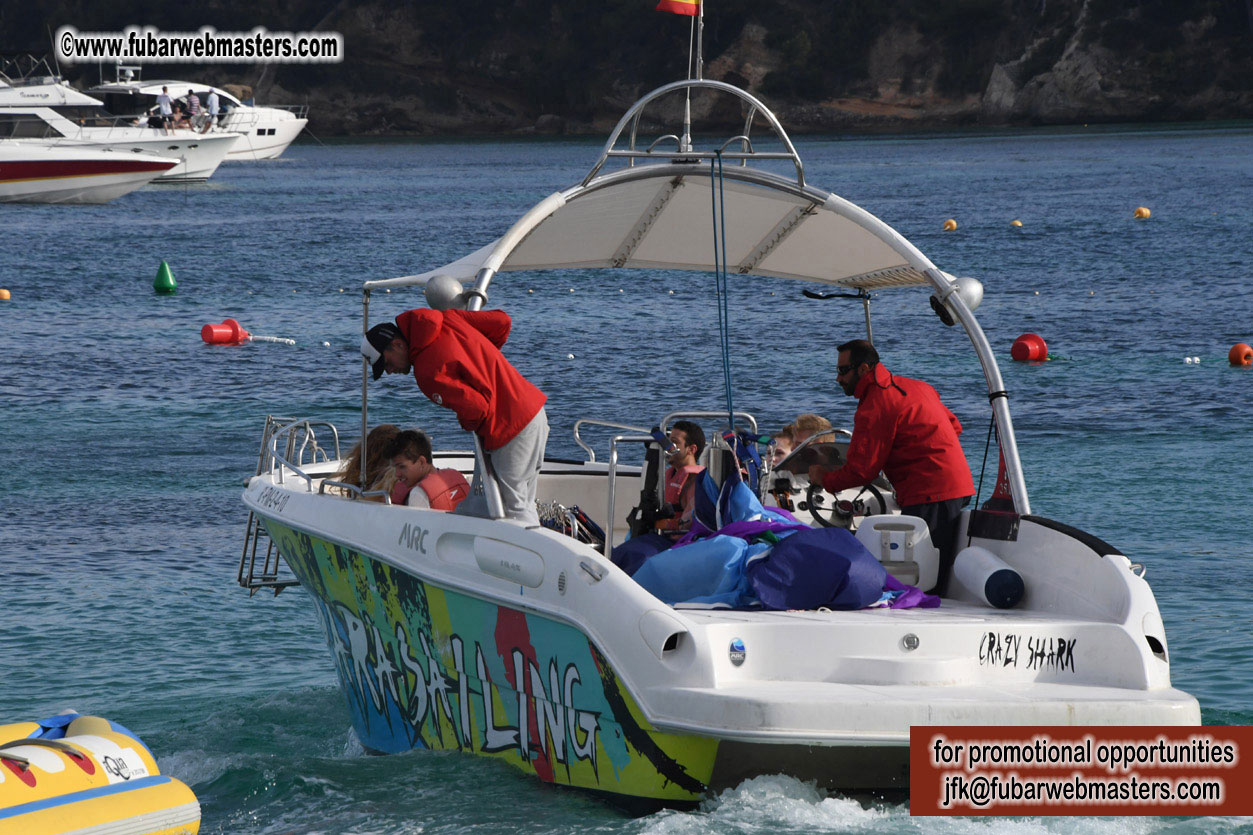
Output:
[1, 124, 1251, 833]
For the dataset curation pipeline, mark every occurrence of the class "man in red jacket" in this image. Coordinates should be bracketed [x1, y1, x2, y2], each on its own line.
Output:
[361, 308, 548, 525]
[809, 339, 974, 590]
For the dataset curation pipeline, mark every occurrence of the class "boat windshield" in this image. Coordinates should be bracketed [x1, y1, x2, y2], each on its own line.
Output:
[0, 112, 64, 138]
[49, 105, 120, 128]
[96, 91, 154, 118]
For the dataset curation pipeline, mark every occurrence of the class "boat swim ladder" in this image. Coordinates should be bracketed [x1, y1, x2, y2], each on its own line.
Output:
[237, 415, 339, 595]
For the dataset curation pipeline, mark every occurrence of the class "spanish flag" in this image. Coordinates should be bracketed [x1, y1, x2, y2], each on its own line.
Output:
[656, 0, 699, 15]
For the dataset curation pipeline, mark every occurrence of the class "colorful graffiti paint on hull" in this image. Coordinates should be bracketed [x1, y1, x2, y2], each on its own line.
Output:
[264, 520, 716, 802]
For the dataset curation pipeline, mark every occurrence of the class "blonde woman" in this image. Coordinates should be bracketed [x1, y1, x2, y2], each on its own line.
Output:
[333, 423, 401, 501]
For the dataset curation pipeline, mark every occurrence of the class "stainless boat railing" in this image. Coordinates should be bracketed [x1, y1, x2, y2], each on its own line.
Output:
[238, 416, 342, 595]
[572, 418, 650, 462]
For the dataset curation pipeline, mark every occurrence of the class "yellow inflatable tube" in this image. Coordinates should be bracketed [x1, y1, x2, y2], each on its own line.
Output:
[0, 714, 199, 835]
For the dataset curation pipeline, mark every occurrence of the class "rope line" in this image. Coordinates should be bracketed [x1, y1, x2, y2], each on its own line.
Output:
[711, 152, 735, 431]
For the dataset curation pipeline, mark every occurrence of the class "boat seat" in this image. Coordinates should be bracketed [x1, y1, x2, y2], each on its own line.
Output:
[855, 514, 938, 591]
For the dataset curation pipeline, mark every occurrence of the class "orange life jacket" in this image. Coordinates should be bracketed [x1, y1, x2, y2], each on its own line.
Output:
[419, 468, 471, 511]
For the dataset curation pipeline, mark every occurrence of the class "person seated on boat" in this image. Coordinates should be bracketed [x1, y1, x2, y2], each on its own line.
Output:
[171, 103, 191, 131]
[333, 423, 402, 502]
[775, 414, 841, 475]
[654, 420, 706, 535]
[769, 424, 794, 467]
[384, 429, 471, 511]
[807, 339, 975, 590]
[361, 310, 549, 526]
[155, 86, 174, 134]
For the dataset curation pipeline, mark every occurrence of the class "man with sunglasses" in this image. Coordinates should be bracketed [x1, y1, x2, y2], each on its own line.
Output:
[809, 339, 974, 591]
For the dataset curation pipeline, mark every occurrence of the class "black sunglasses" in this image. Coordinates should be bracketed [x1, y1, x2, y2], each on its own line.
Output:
[836, 364, 854, 375]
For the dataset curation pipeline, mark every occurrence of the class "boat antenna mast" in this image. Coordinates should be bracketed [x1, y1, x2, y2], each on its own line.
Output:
[679, 0, 704, 152]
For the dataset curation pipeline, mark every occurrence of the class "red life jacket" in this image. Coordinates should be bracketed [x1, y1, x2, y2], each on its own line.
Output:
[390, 479, 413, 506]
[419, 468, 471, 511]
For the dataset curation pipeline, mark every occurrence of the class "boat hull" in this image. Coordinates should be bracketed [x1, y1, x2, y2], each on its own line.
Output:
[263, 518, 718, 804]
[222, 117, 307, 161]
[0, 157, 174, 204]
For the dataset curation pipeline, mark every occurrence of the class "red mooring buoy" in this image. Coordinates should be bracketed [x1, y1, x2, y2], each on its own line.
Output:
[1011, 333, 1048, 362]
[1230, 343, 1253, 367]
[201, 318, 251, 345]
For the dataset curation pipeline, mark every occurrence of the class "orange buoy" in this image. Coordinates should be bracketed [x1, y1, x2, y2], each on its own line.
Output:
[1011, 333, 1048, 362]
[1230, 343, 1253, 367]
[943, 218, 958, 231]
[1010, 219, 1022, 227]
[201, 318, 251, 345]
[1134, 207, 1151, 219]
[0, 288, 10, 300]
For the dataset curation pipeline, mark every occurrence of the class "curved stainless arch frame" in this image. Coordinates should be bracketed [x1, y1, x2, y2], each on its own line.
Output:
[363, 79, 1032, 515]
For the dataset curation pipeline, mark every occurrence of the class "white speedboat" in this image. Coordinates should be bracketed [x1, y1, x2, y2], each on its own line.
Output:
[238, 77, 1199, 806]
[0, 67, 238, 182]
[90, 68, 307, 161]
[0, 141, 176, 203]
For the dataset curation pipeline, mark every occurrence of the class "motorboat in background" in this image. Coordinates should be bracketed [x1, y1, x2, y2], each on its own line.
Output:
[0, 59, 239, 182]
[235, 77, 1200, 806]
[90, 65, 308, 161]
[0, 141, 176, 203]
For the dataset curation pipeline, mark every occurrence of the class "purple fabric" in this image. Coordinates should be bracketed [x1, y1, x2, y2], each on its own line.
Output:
[748, 526, 888, 610]
[884, 573, 941, 608]
[674, 517, 809, 548]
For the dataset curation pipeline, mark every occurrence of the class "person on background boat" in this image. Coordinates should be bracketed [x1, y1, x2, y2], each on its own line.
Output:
[655, 420, 706, 535]
[187, 89, 206, 131]
[384, 429, 471, 510]
[334, 423, 401, 502]
[361, 309, 549, 526]
[201, 90, 220, 133]
[808, 339, 974, 590]
[155, 86, 173, 134]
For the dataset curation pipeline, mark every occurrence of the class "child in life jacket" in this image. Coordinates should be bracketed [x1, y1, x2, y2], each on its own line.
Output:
[384, 429, 471, 511]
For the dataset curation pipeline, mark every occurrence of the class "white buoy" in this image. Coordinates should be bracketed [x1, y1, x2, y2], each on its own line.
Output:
[566, 353, 575, 359]
[1185, 357, 1194, 364]
[668, 290, 675, 295]
[569, 288, 575, 293]
[322, 341, 330, 347]
[1192, 356, 1201, 363]
[1033, 290, 1039, 295]
[528, 289, 534, 294]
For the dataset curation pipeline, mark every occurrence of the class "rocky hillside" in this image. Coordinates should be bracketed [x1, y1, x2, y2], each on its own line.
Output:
[11, 0, 1253, 134]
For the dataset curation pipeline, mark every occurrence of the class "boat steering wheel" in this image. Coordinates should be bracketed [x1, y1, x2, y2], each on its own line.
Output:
[804, 482, 886, 528]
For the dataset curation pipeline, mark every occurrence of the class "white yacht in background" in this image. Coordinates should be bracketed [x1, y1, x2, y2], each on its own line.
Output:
[90, 66, 308, 161]
[0, 64, 239, 183]
[0, 141, 176, 203]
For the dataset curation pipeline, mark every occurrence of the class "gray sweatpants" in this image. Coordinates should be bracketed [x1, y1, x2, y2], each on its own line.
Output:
[461, 407, 548, 526]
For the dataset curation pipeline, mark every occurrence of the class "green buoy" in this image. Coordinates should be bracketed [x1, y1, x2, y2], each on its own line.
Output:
[154, 260, 177, 295]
